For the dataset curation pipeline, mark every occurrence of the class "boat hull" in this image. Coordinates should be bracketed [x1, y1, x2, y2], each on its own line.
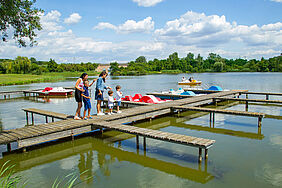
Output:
[178, 82, 202, 86]
[38, 91, 73, 97]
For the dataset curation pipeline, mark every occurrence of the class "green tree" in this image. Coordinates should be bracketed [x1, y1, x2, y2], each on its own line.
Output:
[0, 0, 43, 47]
[135, 56, 147, 64]
[110, 62, 120, 75]
[47, 59, 58, 72]
[213, 62, 224, 72]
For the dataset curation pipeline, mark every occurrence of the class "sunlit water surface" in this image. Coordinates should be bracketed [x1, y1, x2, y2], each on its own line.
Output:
[0, 72, 281, 187]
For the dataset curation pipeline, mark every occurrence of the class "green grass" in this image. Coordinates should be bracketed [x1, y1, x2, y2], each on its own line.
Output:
[0, 72, 99, 86]
[0, 161, 92, 188]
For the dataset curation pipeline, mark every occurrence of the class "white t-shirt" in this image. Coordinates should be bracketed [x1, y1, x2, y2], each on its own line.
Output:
[116, 91, 122, 101]
[108, 96, 115, 107]
[77, 78, 84, 90]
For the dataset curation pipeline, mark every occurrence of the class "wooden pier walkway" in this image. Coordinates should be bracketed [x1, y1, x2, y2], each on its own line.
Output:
[0, 90, 250, 162]
[214, 97, 282, 104]
[171, 106, 265, 127]
[23, 108, 71, 125]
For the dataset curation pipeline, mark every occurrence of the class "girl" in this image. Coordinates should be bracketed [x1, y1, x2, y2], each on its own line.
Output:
[95, 71, 111, 115]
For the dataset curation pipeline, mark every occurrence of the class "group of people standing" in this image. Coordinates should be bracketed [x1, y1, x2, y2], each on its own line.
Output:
[74, 71, 122, 120]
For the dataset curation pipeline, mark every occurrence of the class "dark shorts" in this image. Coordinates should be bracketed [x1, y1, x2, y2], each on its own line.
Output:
[75, 89, 82, 102]
[83, 99, 91, 111]
[117, 101, 121, 106]
[95, 89, 104, 101]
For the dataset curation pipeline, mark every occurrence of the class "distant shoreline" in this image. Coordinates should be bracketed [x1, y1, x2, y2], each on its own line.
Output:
[0, 72, 98, 86]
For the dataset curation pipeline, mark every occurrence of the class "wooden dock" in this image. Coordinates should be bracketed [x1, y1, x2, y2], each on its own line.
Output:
[1, 89, 271, 163]
[23, 108, 71, 125]
[0, 87, 75, 99]
[214, 97, 282, 104]
[241, 91, 282, 100]
[171, 106, 265, 127]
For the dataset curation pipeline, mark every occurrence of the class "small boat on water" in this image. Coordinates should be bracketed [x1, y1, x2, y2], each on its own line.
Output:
[122, 93, 171, 104]
[178, 80, 202, 86]
[38, 87, 74, 97]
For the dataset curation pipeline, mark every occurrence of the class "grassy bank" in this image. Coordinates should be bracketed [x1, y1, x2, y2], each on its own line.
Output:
[0, 72, 99, 86]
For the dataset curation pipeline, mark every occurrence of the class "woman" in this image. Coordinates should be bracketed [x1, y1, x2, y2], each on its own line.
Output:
[95, 71, 111, 115]
[74, 73, 88, 120]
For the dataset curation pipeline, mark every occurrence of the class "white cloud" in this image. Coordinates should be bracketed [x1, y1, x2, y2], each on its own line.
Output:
[94, 17, 154, 34]
[155, 11, 282, 49]
[1, 10, 281, 64]
[132, 0, 164, 7]
[270, 0, 282, 2]
[64, 13, 82, 24]
[40, 10, 63, 31]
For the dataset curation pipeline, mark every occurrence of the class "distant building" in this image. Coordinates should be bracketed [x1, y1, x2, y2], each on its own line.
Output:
[96, 63, 128, 72]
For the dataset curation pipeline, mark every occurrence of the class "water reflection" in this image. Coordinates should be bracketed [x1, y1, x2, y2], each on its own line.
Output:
[78, 151, 94, 183]
[0, 136, 214, 184]
[0, 117, 2, 132]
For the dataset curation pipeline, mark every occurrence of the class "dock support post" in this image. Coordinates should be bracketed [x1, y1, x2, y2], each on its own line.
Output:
[31, 112, 34, 125]
[205, 149, 208, 159]
[26, 111, 29, 125]
[258, 116, 262, 127]
[7, 143, 11, 152]
[246, 94, 248, 99]
[198, 148, 202, 163]
[143, 137, 146, 152]
[212, 112, 215, 128]
[52, 117, 54, 122]
[245, 101, 249, 111]
[4, 95, 6, 100]
[136, 135, 139, 150]
[266, 95, 269, 100]
[45, 116, 48, 123]
[209, 113, 212, 128]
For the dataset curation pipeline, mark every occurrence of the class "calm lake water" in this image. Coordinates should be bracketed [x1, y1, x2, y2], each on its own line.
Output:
[0, 72, 282, 187]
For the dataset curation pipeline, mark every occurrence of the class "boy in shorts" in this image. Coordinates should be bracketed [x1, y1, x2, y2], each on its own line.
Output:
[108, 90, 114, 115]
[116, 85, 122, 113]
[81, 80, 92, 120]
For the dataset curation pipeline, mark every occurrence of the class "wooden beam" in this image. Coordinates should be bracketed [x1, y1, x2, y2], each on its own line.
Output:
[214, 97, 282, 104]
[171, 106, 265, 118]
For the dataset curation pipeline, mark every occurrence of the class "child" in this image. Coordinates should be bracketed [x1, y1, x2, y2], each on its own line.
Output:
[81, 80, 92, 120]
[116, 85, 122, 113]
[108, 90, 114, 115]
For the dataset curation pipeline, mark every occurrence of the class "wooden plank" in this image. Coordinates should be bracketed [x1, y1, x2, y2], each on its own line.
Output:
[243, 91, 282, 96]
[172, 106, 265, 117]
[22, 108, 69, 120]
[18, 126, 92, 148]
[214, 97, 282, 104]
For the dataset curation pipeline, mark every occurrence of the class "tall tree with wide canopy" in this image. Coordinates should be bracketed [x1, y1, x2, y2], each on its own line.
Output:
[0, 0, 43, 47]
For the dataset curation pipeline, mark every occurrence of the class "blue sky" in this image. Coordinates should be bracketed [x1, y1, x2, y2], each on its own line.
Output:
[1, 0, 281, 63]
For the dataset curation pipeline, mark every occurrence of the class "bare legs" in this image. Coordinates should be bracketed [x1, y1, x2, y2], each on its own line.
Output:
[75, 102, 82, 118]
[97, 100, 102, 114]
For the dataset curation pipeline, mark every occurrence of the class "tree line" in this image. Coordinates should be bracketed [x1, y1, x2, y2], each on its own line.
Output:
[0, 57, 99, 74]
[110, 52, 282, 76]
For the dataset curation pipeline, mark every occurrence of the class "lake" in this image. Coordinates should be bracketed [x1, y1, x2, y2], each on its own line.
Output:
[0, 72, 282, 187]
